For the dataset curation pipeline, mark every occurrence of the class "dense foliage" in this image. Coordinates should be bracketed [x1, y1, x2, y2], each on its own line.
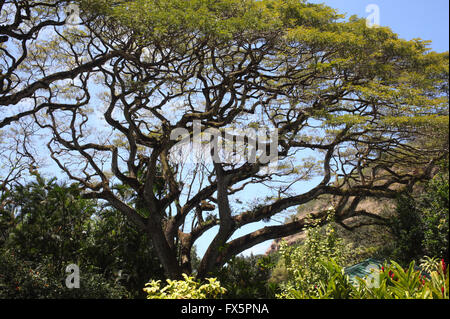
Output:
[287, 258, 449, 299]
[0, 0, 448, 299]
[0, 249, 128, 298]
[0, 171, 448, 299]
[273, 215, 353, 298]
[390, 165, 449, 263]
[0, 175, 164, 298]
[270, 221, 448, 299]
[213, 254, 278, 299]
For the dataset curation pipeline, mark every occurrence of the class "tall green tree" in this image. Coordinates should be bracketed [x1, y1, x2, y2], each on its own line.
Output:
[1, 175, 95, 269]
[0, 175, 127, 298]
[0, 175, 164, 298]
[0, 0, 448, 278]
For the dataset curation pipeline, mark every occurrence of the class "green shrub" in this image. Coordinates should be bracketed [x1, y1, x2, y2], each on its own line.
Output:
[276, 257, 448, 299]
[275, 212, 353, 298]
[0, 249, 129, 299]
[143, 274, 227, 299]
[213, 254, 278, 299]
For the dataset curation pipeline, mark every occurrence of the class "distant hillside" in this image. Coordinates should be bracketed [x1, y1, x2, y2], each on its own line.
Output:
[265, 195, 395, 255]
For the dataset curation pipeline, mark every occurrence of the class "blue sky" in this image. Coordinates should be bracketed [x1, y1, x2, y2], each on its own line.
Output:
[310, 0, 449, 52]
[194, 0, 450, 258]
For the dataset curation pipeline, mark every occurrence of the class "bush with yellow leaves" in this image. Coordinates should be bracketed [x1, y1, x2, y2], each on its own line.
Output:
[143, 274, 227, 299]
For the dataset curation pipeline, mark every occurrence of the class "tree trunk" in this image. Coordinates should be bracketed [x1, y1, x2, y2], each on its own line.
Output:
[197, 164, 234, 278]
[146, 217, 182, 279]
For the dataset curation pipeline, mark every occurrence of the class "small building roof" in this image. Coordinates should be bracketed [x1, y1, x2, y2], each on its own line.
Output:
[344, 258, 384, 283]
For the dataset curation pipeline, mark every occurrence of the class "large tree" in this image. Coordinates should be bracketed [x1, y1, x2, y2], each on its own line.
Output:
[1, 0, 448, 278]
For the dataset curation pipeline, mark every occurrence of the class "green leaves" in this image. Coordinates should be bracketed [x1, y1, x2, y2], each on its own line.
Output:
[82, 0, 347, 42]
[276, 217, 352, 299]
[213, 255, 277, 299]
[87, 0, 271, 41]
[316, 260, 354, 299]
[354, 259, 448, 299]
[276, 257, 449, 299]
[143, 273, 227, 299]
[390, 166, 449, 263]
[0, 174, 166, 298]
[2, 175, 95, 267]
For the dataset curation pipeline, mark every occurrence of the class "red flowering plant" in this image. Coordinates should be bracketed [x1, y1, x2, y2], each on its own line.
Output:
[353, 259, 448, 299]
[432, 259, 448, 298]
[276, 257, 448, 299]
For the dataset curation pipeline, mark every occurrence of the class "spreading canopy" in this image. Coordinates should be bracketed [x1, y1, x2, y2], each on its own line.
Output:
[1, 0, 448, 278]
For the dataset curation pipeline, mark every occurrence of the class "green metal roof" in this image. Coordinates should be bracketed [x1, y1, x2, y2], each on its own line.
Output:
[344, 258, 384, 283]
[344, 258, 429, 284]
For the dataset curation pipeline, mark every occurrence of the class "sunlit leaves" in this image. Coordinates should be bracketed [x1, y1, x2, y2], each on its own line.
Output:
[143, 273, 227, 299]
